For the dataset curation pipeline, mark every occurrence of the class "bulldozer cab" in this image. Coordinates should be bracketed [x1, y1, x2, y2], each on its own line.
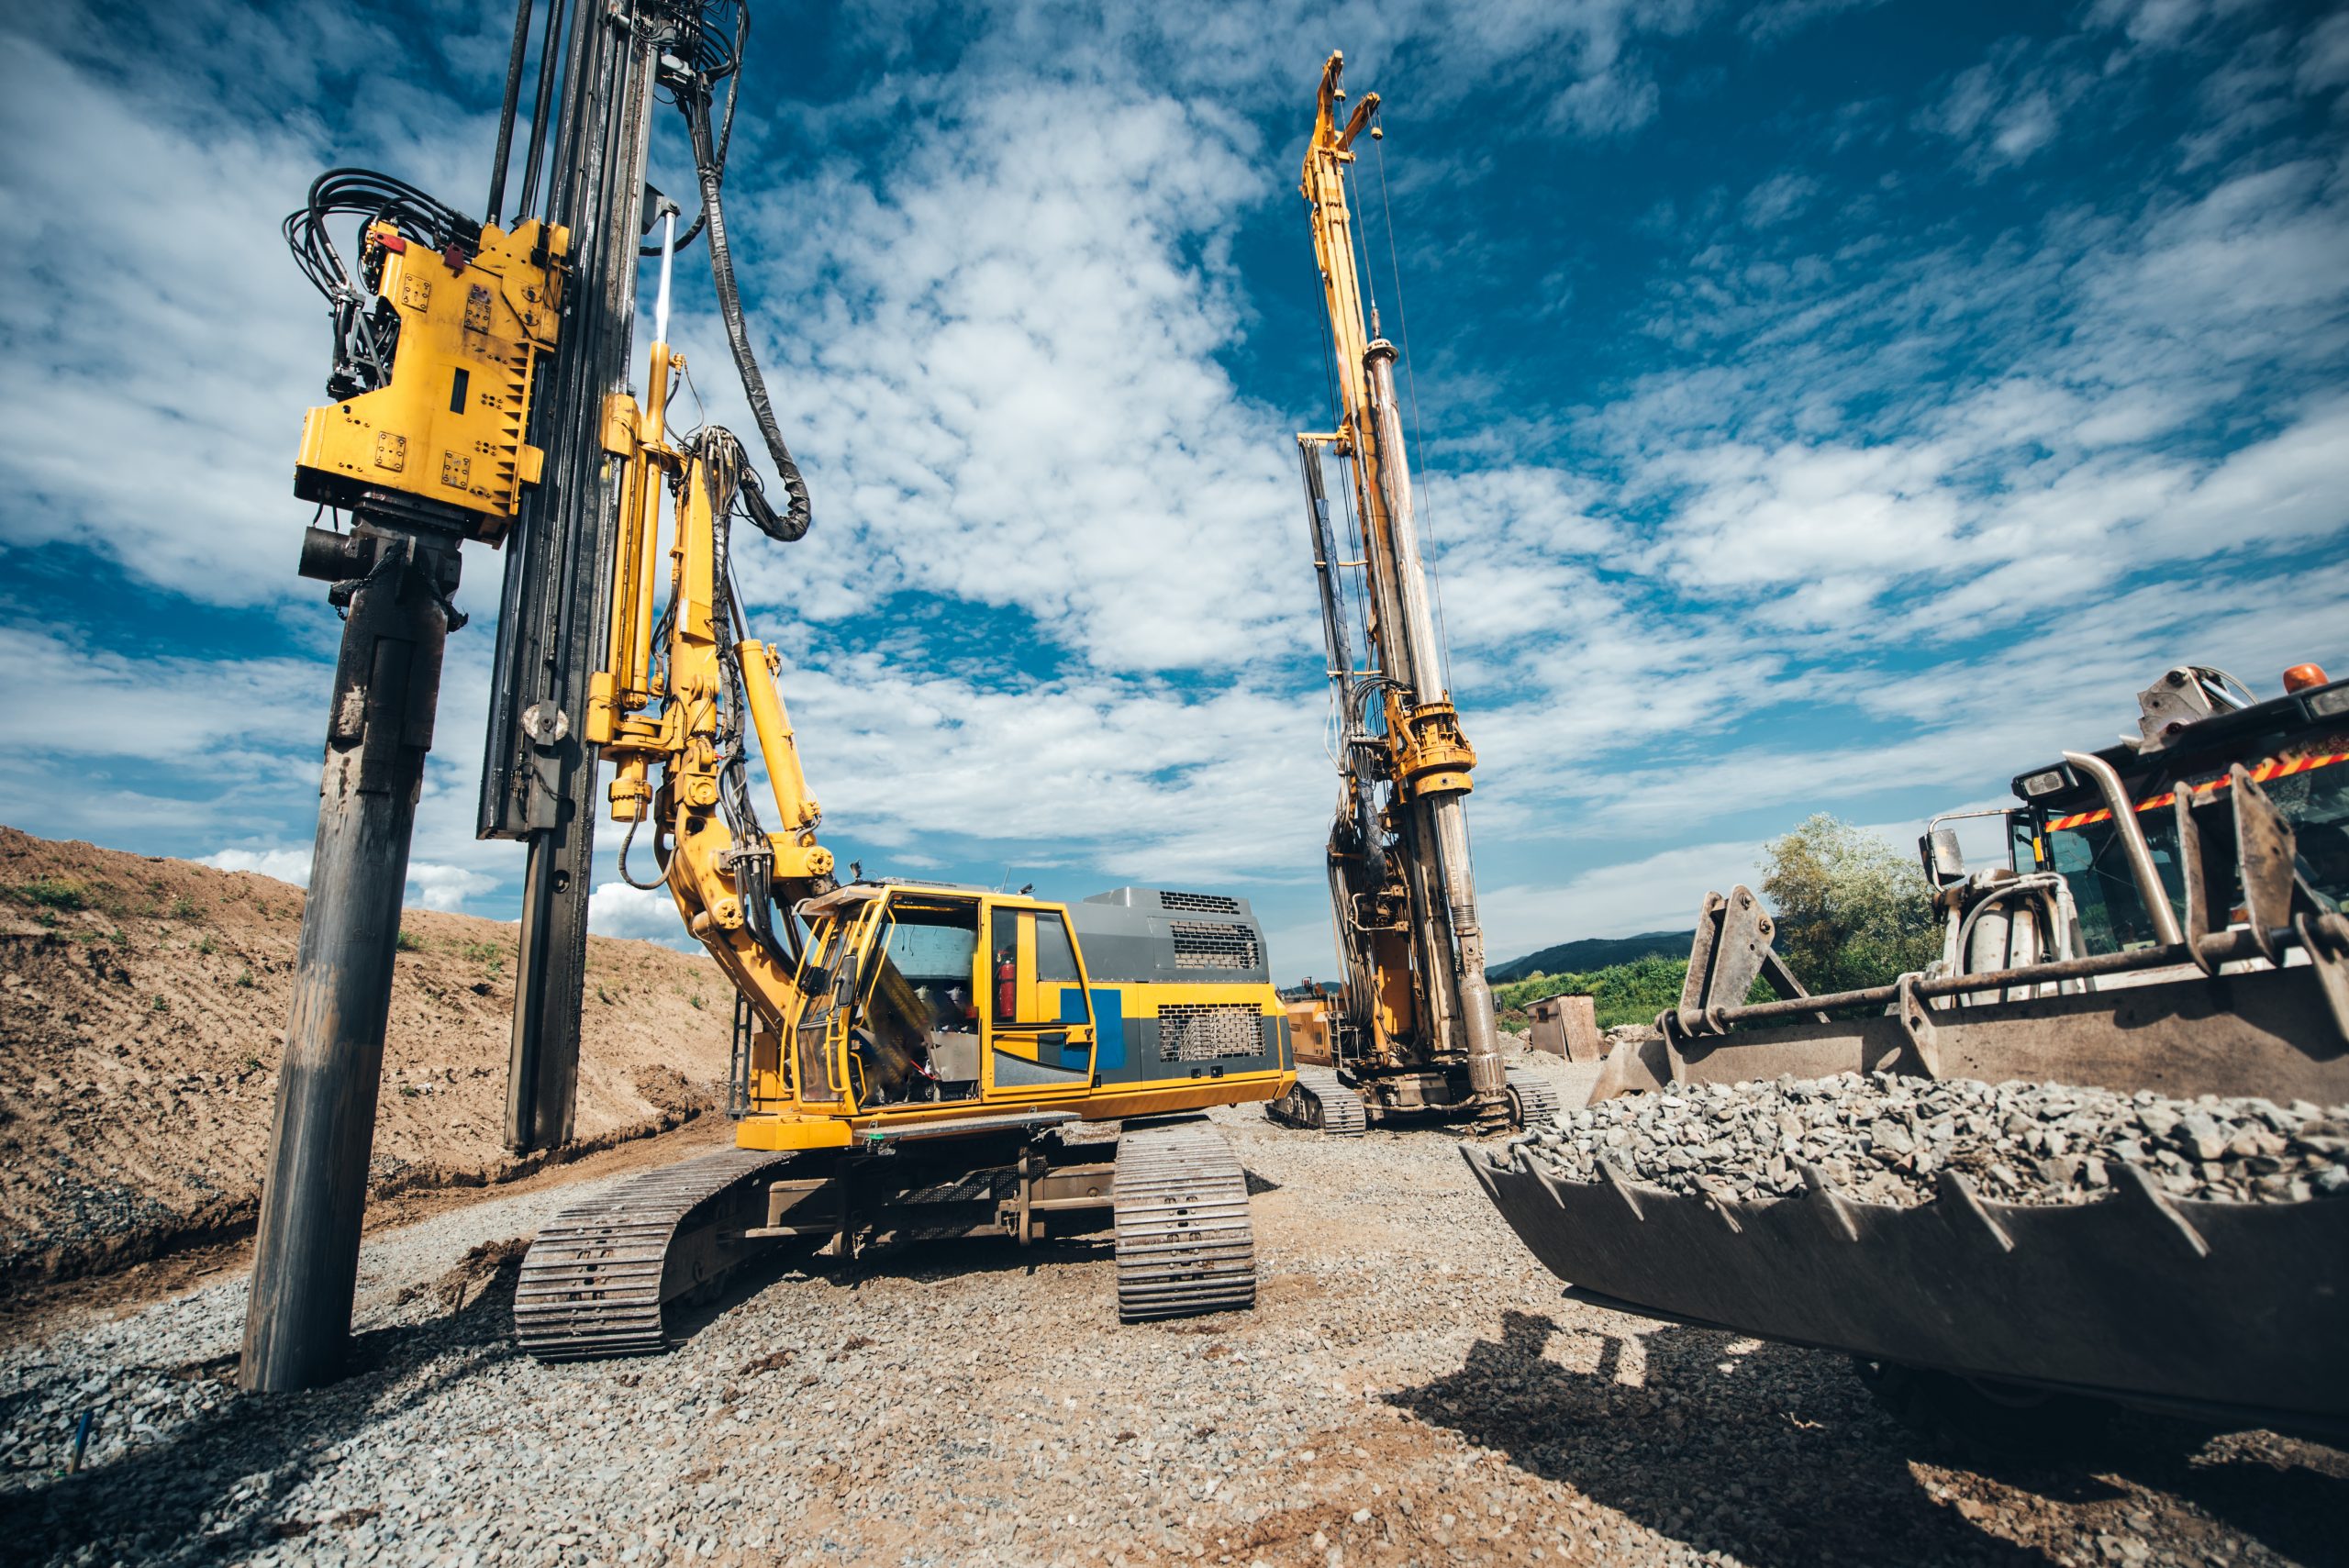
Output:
[782, 884, 1099, 1118]
[2018, 695, 2349, 958]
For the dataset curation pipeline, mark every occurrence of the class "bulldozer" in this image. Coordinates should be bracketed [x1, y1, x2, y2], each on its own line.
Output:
[508, 222, 1295, 1357]
[1467, 662, 2349, 1444]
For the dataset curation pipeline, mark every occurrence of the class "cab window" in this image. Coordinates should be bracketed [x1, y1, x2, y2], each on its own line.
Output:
[848, 899, 982, 1107]
[992, 906, 1079, 1028]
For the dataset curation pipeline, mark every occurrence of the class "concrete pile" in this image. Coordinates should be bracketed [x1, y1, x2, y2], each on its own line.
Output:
[1512, 1071, 2349, 1207]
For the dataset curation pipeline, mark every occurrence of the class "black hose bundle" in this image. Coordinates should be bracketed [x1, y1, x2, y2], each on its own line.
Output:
[284, 168, 476, 300]
[666, 3, 810, 542]
[690, 428, 801, 966]
[284, 169, 482, 398]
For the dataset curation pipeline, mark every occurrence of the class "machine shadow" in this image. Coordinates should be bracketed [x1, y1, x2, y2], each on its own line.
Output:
[2090, 1437, 2349, 1568]
[1388, 1309, 2071, 1568]
[0, 1274, 529, 1565]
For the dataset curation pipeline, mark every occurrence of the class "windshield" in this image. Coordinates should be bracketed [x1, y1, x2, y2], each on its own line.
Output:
[846, 899, 984, 1108]
[2042, 746, 2349, 955]
[2044, 813, 2188, 953]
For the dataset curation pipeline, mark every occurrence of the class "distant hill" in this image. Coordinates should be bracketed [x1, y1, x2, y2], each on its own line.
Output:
[0, 826, 730, 1288]
[1490, 929, 1692, 984]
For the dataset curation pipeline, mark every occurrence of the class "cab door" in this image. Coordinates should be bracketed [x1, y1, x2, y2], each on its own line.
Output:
[982, 902, 1096, 1098]
[791, 896, 887, 1110]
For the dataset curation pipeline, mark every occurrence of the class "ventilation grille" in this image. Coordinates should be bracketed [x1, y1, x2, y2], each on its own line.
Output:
[1159, 890, 1241, 914]
[1170, 920, 1260, 971]
[1158, 1004, 1264, 1062]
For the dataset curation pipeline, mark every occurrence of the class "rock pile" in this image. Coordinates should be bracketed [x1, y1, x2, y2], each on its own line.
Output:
[1510, 1072, 2349, 1208]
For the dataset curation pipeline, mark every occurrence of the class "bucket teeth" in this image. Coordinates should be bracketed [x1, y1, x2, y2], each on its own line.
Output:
[1467, 1143, 2349, 1435]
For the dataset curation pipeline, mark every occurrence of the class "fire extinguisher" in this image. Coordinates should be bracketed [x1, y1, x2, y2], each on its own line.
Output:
[996, 951, 1017, 1018]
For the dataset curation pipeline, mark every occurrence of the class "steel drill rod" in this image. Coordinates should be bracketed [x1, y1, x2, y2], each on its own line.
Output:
[241, 539, 455, 1392]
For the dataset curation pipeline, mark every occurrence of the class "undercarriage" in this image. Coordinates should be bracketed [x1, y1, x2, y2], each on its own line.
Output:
[514, 1113, 1254, 1360]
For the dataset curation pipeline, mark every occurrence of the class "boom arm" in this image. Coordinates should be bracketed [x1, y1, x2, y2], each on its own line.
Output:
[582, 233, 836, 1080]
[1297, 51, 1506, 1126]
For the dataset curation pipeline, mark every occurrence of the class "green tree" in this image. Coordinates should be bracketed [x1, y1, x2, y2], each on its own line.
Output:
[1760, 813, 1940, 994]
[1494, 953, 1703, 1032]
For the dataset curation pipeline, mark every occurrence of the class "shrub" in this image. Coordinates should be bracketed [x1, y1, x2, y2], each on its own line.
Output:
[15, 877, 87, 911]
[1760, 814, 1940, 995]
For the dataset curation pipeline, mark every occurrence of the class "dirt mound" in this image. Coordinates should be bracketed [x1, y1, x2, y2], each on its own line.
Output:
[0, 827, 733, 1289]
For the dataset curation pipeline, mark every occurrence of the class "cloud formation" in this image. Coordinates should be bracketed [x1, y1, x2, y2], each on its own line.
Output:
[0, 0, 2343, 978]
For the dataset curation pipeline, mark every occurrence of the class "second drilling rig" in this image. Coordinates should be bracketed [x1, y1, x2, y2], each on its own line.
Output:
[1267, 52, 1549, 1138]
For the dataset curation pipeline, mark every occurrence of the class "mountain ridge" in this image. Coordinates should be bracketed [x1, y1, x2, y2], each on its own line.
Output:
[1489, 929, 1693, 985]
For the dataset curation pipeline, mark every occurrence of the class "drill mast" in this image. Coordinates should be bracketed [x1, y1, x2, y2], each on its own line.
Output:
[1297, 51, 1506, 1129]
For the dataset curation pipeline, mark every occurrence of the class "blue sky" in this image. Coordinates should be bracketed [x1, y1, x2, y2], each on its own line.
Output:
[2, 0, 2344, 981]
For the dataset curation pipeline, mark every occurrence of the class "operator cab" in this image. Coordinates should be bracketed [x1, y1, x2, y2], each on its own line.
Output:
[2003, 667, 2349, 958]
[779, 883, 1101, 1117]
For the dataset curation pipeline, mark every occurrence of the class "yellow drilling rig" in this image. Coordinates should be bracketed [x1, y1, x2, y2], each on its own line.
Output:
[510, 225, 1297, 1356]
[246, 0, 1294, 1387]
[1267, 52, 1550, 1138]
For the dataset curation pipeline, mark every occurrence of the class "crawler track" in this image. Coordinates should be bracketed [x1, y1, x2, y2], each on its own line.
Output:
[1503, 1065, 1562, 1129]
[1112, 1118, 1257, 1322]
[1268, 1064, 1367, 1136]
[514, 1148, 793, 1361]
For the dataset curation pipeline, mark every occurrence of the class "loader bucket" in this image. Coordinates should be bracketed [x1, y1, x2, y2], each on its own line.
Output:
[1464, 1143, 2349, 1440]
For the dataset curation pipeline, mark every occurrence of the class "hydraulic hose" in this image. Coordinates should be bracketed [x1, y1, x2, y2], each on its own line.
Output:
[685, 94, 810, 541]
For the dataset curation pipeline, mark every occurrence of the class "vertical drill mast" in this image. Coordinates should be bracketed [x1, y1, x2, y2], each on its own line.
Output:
[479, 0, 669, 1151]
[1298, 51, 1506, 1129]
[246, 0, 770, 1391]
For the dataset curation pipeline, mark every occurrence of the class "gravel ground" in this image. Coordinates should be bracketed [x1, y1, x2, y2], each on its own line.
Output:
[4, 1053, 2343, 1568]
[1513, 1073, 2349, 1207]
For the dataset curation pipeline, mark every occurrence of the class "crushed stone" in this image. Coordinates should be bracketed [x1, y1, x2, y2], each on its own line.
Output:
[1509, 1072, 2349, 1208]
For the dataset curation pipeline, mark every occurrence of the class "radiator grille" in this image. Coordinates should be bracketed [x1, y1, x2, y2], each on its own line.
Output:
[1157, 1004, 1264, 1062]
[1170, 920, 1260, 971]
[1158, 890, 1241, 914]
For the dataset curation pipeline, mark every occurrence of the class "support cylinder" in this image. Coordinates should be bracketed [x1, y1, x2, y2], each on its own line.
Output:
[241, 534, 458, 1392]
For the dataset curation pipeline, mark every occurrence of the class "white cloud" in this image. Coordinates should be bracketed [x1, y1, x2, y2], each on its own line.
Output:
[1742, 172, 1819, 229]
[0, 24, 489, 606]
[1480, 839, 1765, 957]
[406, 861, 497, 912]
[201, 846, 313, 886]
[3, 0, 2344, 984]
[587, 880, 684, 940]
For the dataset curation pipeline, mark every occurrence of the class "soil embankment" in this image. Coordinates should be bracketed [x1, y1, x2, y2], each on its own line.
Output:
[0, 827, 729, 1290]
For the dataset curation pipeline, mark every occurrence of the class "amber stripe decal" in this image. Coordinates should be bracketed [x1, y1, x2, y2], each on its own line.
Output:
[2043, 749, 2349, 832]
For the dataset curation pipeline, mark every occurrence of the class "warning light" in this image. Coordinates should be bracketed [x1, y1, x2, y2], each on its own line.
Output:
[2283, 663, 2330, 693]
